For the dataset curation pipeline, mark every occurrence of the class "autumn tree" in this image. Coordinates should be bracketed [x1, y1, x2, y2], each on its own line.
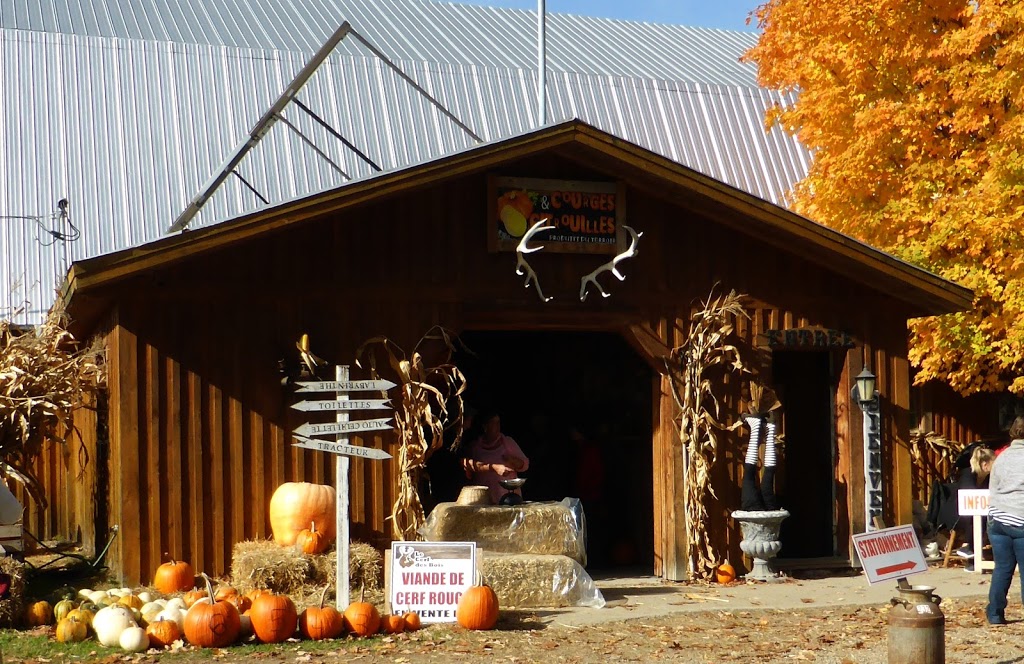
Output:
[746, 0, 1024, 395]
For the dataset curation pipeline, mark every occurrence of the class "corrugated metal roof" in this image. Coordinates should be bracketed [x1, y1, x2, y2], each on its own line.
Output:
[0, 2, 810, 323]
[0, 0, 761, 85]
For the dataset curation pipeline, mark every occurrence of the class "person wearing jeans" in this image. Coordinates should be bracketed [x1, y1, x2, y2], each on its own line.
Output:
[986, 416, 1024, 625]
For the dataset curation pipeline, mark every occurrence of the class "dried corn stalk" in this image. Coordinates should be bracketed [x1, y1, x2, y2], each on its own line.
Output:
[356, 327, 466, 540]
[0, 305, 104, 507]
[664, 287, 749, 580]
[908, 429, 967, 482]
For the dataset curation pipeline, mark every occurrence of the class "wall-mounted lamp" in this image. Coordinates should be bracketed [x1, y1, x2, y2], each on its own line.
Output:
[853, 368, 878, 410]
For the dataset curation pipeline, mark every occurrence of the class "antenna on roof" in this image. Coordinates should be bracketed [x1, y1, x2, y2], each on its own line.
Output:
[538, 0, 547, 126]
[167, 21, 483, 234]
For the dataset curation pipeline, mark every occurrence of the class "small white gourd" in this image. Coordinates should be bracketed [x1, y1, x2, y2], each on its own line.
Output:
[93, 605, 138, 647]
[119, 625, 150, 653]
[153, 606, 186, 630]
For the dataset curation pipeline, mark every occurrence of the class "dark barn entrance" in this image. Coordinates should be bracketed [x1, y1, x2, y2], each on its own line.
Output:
[772, 350, 837, 559]
[437, 330, 655, 572]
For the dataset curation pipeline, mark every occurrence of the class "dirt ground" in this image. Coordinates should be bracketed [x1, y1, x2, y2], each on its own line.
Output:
[14, 597, 1012, 664]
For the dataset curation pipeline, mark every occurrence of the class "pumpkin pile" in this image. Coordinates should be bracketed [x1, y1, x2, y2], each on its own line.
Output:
[34, 558, 435, 652]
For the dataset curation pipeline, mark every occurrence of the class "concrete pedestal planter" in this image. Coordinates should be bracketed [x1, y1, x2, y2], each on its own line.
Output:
[732, 509, 790, 582]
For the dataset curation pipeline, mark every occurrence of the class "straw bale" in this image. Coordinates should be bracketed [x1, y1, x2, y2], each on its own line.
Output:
[231, 539, 383, 603]
[0, 556, 26, 627]
[481, 552, 603, 609]
[423, 502, 584, 563]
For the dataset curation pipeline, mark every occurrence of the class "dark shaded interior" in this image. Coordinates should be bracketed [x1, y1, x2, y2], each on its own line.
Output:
[426, 330, 654, 571]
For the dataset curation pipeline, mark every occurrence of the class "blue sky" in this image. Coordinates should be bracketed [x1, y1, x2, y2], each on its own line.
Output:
[447, 0, 763, 32]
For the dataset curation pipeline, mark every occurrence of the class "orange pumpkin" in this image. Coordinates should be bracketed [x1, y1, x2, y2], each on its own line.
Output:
[269, 482, 336, 546]
[154, 559, 195, 594]
[381, 614, 405, 634]
[402, 611, 421, 631]
[183, 574, 241, 648]
[24, 600, 54, 627]
[249, 592, 298, 643]
[299, 586, 344, 640]
[146, 619, 183, 648]
[226, 594, 252, 614]
[214, 586, 239, 602]
[183, 587, 209, 607]
[715, 562, 737, 584]
[456, 585, 499, 630]
[296, 522, 328, 555]
[343, 599, 380, 637]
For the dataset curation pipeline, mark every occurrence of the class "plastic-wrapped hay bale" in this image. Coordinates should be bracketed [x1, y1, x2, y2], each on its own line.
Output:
[481, 552, 605, 609]
[421, 498, 586, 563]
[0, 556, 25, 628]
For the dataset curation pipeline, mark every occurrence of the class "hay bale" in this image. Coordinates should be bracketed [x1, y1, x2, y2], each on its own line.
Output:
[422, 502, 585, 563]
[481, 552, 604, 609]
[231, 540, 383, 602]
[0, 556, 26, 628]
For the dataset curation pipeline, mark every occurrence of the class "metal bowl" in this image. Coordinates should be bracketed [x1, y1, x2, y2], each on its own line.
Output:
[499, 477, 527, 490]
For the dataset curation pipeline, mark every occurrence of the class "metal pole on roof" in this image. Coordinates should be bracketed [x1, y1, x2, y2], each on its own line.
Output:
[538, 0, 547, 126]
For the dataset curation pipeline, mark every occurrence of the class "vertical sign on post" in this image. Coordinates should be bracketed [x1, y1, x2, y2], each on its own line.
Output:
[863, 407, 883, 531]
[291, 369, 396, 611]
[336, 365, 350, 610]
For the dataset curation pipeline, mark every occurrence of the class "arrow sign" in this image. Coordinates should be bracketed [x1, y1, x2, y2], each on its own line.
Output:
[876, 561, 918, 576]
[294, 418, 395, 437]
[292, 435, 392, 460]
[295, 379, 398, 393]
[291, 399, 391, 412]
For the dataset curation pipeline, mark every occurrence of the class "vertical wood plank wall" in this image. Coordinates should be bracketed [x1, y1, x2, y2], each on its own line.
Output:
[46, 159, 929, 582]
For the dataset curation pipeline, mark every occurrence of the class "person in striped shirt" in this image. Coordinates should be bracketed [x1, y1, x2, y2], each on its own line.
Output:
[986, 416, 1024, 625]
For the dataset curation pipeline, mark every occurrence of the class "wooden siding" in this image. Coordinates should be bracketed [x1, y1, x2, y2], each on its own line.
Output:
[49, 154, 919, 583]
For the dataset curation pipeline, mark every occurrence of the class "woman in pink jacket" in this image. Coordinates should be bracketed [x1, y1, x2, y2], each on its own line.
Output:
[463, 411, 530, 504]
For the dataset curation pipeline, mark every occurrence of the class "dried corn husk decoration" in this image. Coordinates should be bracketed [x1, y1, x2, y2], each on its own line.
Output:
[356, 327, 466, 540]
[908, 429, 967, 484]
[0, 305, 104, 507]
[664, 287, 749, 580]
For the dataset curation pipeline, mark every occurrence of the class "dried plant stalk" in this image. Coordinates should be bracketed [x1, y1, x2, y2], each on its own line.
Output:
[0, 305, 104, 507]
[356, 327, 466, 540]
[664, 287, 749, 580]
[908, 429, 967, 482]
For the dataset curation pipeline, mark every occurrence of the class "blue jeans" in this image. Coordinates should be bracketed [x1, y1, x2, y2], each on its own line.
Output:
[987, 519, 1024, 622]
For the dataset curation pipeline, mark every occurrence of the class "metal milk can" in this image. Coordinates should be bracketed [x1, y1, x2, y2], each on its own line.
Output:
[887, 584, 944, 664]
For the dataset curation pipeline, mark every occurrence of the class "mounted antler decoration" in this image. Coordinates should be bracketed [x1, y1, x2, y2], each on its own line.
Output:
[579, 225, 643, 301]
[515, 218, 556, 302]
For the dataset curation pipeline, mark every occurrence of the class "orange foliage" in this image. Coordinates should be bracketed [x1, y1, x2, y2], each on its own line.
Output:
[746, 0, 1024, 395]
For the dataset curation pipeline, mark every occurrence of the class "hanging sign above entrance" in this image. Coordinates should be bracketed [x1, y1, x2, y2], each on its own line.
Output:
[488, 175, 625, 255]
[761, 328, 855, 350]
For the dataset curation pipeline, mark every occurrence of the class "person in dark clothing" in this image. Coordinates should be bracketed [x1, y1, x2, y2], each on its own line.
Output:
[955, 446, 996, 561]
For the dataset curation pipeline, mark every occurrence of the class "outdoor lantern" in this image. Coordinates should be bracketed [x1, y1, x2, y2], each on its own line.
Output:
[854, 367, 877, 408]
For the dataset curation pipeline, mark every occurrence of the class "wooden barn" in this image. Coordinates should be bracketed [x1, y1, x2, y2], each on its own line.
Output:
[42, 120, 972, 584]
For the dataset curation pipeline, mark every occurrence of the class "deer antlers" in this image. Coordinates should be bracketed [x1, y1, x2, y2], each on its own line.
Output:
[515, 218, 556, 302]
[579, 225, 643, 301]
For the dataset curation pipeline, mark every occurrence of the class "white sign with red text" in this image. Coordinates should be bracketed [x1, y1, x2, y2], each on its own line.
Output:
[958, 489, 990, 516]
[390, 542, 476, 623]
[852, 524, 928, 584]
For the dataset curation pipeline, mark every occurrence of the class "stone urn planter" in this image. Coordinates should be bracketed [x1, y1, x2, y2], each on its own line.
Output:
[731, 509, 790, 582]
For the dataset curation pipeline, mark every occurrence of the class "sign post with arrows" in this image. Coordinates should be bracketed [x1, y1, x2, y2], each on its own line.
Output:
[291, 367, 394, 609]
[852, 524, 928, 585]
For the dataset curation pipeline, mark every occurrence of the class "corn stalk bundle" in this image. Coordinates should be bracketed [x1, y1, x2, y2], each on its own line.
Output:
[664, 287, 749, 579]
[0, 307, 104, 507]
[356, 327, 466, 541]
[908, 429, 967, 482]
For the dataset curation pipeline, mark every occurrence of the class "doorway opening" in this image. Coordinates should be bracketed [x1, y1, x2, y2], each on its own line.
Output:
[434, 329, 654, 572]
[772, 350, 837, 559]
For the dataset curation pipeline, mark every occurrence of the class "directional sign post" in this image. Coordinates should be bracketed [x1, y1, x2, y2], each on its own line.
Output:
[852, 524, 929, 585]
[292, 434, 392, 460]
[290, 365, 395, 609]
